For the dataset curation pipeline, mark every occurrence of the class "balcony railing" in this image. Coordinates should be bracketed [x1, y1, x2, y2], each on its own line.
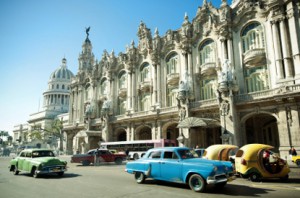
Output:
[167, 73, 180, 86]
[234, 84, 300, 103]
[243, 48, 266, 68]
[200, 62, 216, 76]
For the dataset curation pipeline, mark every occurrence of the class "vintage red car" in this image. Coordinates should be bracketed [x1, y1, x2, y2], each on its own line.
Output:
[71, 149, 127, 166]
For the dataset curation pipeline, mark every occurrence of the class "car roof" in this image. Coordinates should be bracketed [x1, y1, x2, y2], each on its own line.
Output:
[237, 144, 274, 158]
[148, 147, 189, 152]
[204, 144, 238, 158]
[21, 148, 53, 152]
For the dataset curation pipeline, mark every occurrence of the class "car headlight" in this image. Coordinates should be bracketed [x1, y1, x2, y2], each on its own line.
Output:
[213, 166, 218, 172]
[225, 166, 229, 171]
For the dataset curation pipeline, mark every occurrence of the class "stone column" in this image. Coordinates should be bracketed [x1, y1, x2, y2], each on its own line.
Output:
[132, 72, 136, 111]
[227, 39, 234, 67]
[127, 71, 132, 111]
[287, 2, 300, 79]
[271, 21, 284, 80]
[157, 64, 161, 107]
[66, 132, 75, 155]
[279, 18, 293, 78]
[152, 64, 157, 105]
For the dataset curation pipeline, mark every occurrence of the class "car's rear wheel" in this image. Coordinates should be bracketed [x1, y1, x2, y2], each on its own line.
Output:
[134, 172, 145, 184]
[114, 158, 122, 165]
[13, 165, 19, 175]
[133, 153, 139, 160]
[249, 172, 261, 182]
[31, 167, 38, 178]
[82, 160, 90, 166]
[280, 174, 289, 182]
[188, 174, 206, 192]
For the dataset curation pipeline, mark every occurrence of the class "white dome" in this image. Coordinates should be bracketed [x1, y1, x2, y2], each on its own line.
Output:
[49, 58, 74, 81]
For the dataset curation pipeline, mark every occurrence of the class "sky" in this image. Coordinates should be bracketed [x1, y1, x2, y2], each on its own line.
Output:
[0, 0, 232, 136]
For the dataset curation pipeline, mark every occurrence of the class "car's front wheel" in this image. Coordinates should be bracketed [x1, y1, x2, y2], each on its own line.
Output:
[114, 158, 122, 165]
[82, 160, 90, 166]
[188, 174, 206, 193]
[134, 172, 145, 184]
[31, 167, 38, 178]
[12, 165, 19, 175]
[296, 160, 300, 167]
[249, 172, 261, 182]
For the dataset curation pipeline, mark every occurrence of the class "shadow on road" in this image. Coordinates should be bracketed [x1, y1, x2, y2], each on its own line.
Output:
[19, 172, 81, 179]
[143, 180, 272, 196]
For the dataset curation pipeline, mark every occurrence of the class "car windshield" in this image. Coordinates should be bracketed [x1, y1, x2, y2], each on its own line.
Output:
[32, 151, 55, 158]
[177, 149, 198, 159]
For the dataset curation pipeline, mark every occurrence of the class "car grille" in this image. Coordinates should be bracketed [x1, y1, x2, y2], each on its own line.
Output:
[215, 174, 227, 180]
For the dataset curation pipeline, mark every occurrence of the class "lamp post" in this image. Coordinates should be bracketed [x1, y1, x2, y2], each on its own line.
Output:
[220, 101, 230, 144]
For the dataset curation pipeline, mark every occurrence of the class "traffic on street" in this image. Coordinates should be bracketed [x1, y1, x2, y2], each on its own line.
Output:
[1, 154, 300, 198]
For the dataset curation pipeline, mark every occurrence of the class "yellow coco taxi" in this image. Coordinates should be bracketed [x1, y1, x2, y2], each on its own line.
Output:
[202, 144, 238, 163]
[235, 144, 290, 182]
[291, 155, 300, 167]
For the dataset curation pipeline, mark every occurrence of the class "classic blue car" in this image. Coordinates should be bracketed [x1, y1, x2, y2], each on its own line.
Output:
[125, 147, 235, 192]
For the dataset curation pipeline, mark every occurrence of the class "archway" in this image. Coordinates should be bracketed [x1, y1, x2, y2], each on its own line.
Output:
[135, 126, 152, 140]
[117, 131, 127, 141]
[166, 124, 179, 142]
[245, 113, 279, 151]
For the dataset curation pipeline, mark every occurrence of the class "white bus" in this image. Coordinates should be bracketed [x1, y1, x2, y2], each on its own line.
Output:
[100, 139, 177, 160]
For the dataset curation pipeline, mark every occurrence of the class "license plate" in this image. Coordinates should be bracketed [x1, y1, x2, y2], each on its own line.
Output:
[52, 168, 60, 172]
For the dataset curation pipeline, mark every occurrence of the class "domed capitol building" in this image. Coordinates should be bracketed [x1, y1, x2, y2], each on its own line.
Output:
[14, 0, 300, 159]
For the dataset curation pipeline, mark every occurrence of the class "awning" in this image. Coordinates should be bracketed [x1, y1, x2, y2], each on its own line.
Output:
[177, 117, 219, 129]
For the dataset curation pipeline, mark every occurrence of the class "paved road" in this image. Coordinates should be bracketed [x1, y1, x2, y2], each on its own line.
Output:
[1, 156, 300, 198]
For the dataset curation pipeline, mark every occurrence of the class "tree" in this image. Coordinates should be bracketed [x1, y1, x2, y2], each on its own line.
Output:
[50, 118, 64, 152]
[0, 131, 9, 146]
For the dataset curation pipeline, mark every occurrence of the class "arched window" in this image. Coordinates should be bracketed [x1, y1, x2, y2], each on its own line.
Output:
[62, 85, 65, 90]
[56, 84, 59, 89]
[199, 39, 215, 65]
[140, 63, 150, 82]
[200, 77, 217, 100]
[242, 22, 268, 93]
[101, 79, 109, 95]
[141, 93, 150, 111]
[166, 53, 178, 74]
[85, 84, 92, 101]
[245, 66, 268, 93]
[241, 22, 264, 53]
[118, 100, 126, 115]
[167, 88, 178, 106]
[118, 71, 127, 89]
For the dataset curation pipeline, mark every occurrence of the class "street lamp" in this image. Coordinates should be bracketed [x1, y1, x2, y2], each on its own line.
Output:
[220, 101, 230, 144]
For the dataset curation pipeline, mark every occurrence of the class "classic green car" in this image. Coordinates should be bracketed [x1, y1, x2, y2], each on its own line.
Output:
[9, 149, 67, 178]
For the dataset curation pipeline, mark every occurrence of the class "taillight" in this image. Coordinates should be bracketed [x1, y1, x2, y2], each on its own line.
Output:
[241, 158, 247, 166]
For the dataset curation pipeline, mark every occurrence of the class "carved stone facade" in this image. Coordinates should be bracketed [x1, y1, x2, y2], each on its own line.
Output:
[63, 0, 300, 160]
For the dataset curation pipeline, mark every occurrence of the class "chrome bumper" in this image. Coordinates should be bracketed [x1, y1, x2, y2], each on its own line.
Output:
[206, 174, 236, 184]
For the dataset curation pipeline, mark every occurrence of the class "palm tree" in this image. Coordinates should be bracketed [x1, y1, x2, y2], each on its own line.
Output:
[51, 118, 64, 152]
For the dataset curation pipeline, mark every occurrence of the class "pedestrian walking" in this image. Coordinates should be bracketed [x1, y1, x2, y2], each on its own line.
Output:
[289, 146, 297, 156]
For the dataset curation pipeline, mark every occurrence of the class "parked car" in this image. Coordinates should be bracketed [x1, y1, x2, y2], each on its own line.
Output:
[202, 144, 238, 163]
[125, 147, 236, 193]
[71, 149, 127, 166]
[9, 148, 67, 178]
[291, 155, 300, 167]
[235, 144, 290, 182]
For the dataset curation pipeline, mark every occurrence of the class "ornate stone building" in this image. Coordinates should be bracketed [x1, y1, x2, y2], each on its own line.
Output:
[63, 0, 300, 159]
